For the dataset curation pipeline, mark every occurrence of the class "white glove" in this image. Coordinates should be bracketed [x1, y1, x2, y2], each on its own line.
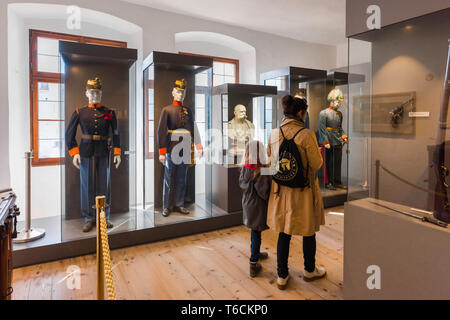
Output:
[114, 155, 121, 169]
[73, 154, 81, 169]
[159, 154, 166, 165]
[325, 144, 331, 149]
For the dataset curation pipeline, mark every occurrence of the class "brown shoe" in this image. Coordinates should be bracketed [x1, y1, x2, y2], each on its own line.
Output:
[82, 220, 95, 233]
[250, 262, 262, 278]
[174, 206, 190, 215]
[106, 220, 114, 229]
[259, 252, 269, 260]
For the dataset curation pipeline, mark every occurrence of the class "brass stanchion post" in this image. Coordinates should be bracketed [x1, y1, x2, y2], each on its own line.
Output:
[96, 196, 106, 300]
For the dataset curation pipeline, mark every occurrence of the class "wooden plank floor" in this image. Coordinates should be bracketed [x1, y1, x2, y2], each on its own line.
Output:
[12, 206, 344, 300]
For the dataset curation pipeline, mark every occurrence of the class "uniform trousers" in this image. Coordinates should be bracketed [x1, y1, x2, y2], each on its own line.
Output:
[80, 155, 111, 222]
[325, 145, 343, 185]
[163, 153, 188, 210]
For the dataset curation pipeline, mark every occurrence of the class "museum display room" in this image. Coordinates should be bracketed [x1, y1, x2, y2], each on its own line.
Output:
[1, 0, 450, 302]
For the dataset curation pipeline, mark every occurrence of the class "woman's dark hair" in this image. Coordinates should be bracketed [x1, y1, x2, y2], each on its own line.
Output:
[281, 94, 308, 117]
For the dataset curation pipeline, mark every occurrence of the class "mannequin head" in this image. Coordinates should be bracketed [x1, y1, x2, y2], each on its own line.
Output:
[85, 77, 103, 105]
[172, 78, 187, 102]
[233, 104, 247, 122]
[328, 88, 345, 109]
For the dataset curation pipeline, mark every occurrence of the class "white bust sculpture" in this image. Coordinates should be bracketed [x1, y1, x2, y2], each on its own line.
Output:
[227, 104, 255, 156]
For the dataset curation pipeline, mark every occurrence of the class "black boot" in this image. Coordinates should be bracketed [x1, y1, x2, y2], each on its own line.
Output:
[250, 262, 262, 278]
[162, 208, 171, 217]
[325, 183, 336, 191]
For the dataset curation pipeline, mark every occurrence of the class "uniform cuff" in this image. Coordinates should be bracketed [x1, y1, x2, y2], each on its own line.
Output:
[195, 144, 203, 150]
[69, 147, 79, 157]
[323, 141, 330, 146]
[159, 148, 167, 155]
[114, 148, 121, 156]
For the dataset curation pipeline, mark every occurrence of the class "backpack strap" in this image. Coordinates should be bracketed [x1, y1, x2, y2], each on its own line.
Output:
[279, 126, 286, 139]
[291, 127, 307, 140]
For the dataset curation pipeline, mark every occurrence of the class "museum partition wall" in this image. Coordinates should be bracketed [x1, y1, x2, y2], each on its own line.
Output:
[344, 8, 450, 299]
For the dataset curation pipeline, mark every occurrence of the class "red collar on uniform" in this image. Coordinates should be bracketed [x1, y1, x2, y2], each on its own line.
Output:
[173, 100, 183, 107]
[89, 103, 102, 109]
[329, 106, 337, 111]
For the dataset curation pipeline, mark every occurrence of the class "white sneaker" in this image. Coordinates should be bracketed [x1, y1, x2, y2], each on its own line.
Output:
[303, 266, 327, 282]
[277, 274, 290, 290]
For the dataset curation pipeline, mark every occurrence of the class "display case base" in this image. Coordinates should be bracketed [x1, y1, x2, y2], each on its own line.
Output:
[345, 198, 450, 299]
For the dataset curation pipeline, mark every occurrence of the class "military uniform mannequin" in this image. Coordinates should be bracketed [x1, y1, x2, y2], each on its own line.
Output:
[318, 88, 348, 190]
[228, 104, 255, 156]
[65, 77, 121, 232]
[157, 79, 203, 217]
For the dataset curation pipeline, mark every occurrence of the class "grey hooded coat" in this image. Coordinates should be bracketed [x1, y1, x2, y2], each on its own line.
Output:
[239, 167, 271, 231]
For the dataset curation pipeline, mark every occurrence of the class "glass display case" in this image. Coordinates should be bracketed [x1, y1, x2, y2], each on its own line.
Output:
[211, 83, 277, 213]
[348, 8, 450, 221]
[261, 67, 351, 207]
[59, 41, 138, 241]
[143, 51, 214, 227]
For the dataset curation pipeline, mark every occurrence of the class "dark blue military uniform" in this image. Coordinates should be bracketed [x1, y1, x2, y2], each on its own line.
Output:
[65, 104, 121, 222]
[157, 100, 202, 210]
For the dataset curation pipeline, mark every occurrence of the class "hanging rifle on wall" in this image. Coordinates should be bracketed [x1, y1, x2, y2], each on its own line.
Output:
[433, 40, 450, 223]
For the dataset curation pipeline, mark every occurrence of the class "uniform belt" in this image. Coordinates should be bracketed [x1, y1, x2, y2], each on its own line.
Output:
[81, 134, 108, 141]
[168, 129, 190, 134]
[326, 127, 339, 132]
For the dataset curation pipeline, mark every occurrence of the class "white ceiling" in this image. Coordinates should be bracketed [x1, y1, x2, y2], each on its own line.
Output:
[122, 0, 347, 45]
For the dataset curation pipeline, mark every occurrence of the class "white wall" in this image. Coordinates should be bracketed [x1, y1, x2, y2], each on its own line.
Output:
[3, 0, 338, 220]
[8, 6, 143, 220]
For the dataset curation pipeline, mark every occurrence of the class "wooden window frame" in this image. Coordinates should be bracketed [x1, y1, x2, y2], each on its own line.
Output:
[29, 29, 127, 167]
[179, 52, 239, 84]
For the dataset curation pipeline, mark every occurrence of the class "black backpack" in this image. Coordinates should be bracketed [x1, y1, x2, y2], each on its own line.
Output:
[273, 126, 310, 190]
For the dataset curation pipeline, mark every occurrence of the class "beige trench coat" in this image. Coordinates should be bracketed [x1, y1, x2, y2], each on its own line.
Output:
[267, 118, 325, 236]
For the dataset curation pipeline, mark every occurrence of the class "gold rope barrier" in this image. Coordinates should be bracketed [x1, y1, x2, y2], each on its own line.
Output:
[96, 196, 116, 300]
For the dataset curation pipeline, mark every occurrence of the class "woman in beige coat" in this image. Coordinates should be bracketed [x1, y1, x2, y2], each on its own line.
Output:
[267, 95, 326, 290]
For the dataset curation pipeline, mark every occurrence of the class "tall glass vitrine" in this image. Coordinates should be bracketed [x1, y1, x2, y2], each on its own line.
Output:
[210, 83, 277, 213]
[59, 41, 138, 241]
[143, 52, 214, 227]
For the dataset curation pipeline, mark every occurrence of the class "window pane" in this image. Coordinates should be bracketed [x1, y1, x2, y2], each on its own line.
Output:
[39, 139, 62, 159]
[37, 37, 59, 56]
[195, 93, 205, 108]
[148, 121, 154, 137]
[266, 109, 273, 122]
[224, 75, 235, 84]
[213, 62, 224, 75]
[214, 75, 225, 86]
[38, 82, 60, 102]
[224, 63, 235, 77]
[39, 121, 61, 140]
[38, 54, 60, 73]
[148, 121, 154, 152]
[197, 122, 206, 144]
[196, 108, 205, 123]
[148, 89, 154, 121]
[38, 101, 61, 120]
[195, 71, 208, 87]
